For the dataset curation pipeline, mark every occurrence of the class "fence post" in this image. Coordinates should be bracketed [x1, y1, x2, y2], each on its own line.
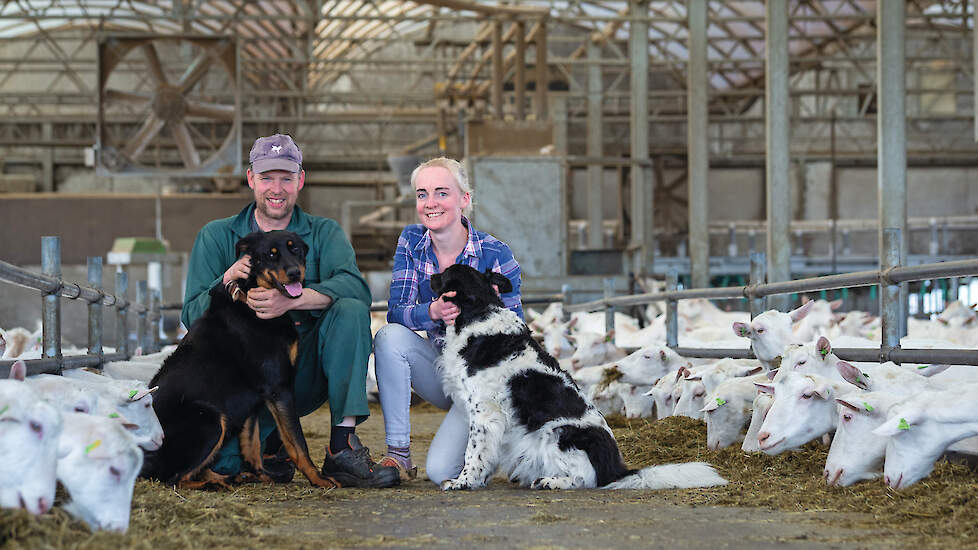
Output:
[560, 284, 571, 322]
[749, 252, 767, 318]
[150, 289, 161, 353]
[603, 277, 615, 335]
[87, 256, 103, 361]
[41, 236, 62, 371]
[666, 268, 678, 348]
[137, 280, 149, 353]
[880, 228, 902, 361]
[116, 271, 129, 357]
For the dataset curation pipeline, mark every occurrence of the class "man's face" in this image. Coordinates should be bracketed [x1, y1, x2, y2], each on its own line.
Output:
[247, 169, 304, 222]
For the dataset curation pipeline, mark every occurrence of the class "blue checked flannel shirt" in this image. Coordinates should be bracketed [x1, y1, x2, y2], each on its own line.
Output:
[387, 217, 524, 345]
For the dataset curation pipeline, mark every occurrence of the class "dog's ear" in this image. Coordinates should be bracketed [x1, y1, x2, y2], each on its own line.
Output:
[484, 270, 513, 294]
[430, 273, 444, 295]
[235, 232, 261, 259]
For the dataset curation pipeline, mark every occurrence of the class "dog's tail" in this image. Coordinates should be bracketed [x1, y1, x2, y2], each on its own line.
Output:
[602, 462, 728, 490]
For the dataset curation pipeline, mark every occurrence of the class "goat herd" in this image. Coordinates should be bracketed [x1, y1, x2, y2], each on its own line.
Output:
[1, 295, 977, 534]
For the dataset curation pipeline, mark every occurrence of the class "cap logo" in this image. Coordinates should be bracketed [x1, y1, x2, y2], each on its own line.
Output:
[271, 145, 282, 153]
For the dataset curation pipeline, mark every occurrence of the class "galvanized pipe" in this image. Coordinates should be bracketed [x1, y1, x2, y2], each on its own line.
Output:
[41, 237, 61, 369]
[87, 257, 103, 357]
[665, 269, 678, 348]
[888, 258, 978, 284]
[674, 348, 756, 360]
[0, 352, 128, 377]
[880, 229, 902, 351]
[137, 280, 149, 353]
[755, 270, 879, 297]
[765, 0, 792, 312]
[116, 271, 129, 357]
[749, 252, 767, 317]
[150, 289, 162, 353]
[687, 0, 709, 289]
[603, 277, 615, 334]
[0, 259, 142, 311]
[560, 284, 572, 322]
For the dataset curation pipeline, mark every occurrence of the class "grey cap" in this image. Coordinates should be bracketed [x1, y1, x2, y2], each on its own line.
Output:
[249, 133, 302, 173]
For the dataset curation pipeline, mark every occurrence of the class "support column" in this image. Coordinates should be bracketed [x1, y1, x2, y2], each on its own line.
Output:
[551, 96, 568, 154]
[534, 19, 548, 119]
[878, 0, 908, 338]
[491, 20, 504, 119]
[687, 0, 709, 289]
[587, 39, 604, 249]
[766, 0, 791, 311]
[42, 123, 54, 192]
[515, 21, 526, 121]
[629, 0, 651, 275]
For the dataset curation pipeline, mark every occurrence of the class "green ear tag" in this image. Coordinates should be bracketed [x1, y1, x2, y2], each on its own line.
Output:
[716, 398, 726, 406]
[898, 418, 910, 431]
[863, 402, 874, 413]
[917, 365, 928, 370]
[85, 439, 102, 455]
[820, 348, 828, 357]
[128, 390, 138, 399]
[108, 413, 120, 419]
[0, 405, 7, 415]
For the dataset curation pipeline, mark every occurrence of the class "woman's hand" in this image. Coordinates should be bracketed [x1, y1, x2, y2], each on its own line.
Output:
[223, 255, 251, 286]
[429, 291, 460, 325]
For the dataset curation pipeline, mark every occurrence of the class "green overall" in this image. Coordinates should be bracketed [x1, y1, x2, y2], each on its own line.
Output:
[181, 203, 373, 474]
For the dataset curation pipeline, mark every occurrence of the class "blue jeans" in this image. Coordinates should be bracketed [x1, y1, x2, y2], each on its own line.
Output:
[373, 323, 468, 484]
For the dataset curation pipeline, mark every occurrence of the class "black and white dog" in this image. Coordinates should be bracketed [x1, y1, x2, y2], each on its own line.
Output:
[432, 264, 728, 491]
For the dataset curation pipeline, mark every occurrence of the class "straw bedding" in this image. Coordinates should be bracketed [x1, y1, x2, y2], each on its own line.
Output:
[2, 409, 976, 549]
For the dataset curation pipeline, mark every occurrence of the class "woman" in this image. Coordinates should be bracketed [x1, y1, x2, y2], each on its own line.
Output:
[373, 157, 523, 483]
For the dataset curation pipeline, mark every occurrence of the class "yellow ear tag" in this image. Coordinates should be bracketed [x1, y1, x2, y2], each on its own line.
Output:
[85, 440, 102, 455]
[898, 418, 910, 431]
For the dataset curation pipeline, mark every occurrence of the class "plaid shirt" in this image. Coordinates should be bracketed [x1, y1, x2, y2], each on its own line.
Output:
[387, 217, 523, 344]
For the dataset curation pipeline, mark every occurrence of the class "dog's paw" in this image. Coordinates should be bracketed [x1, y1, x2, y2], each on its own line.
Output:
[530, 476, 574, 490]
[440, 478, 471, 491]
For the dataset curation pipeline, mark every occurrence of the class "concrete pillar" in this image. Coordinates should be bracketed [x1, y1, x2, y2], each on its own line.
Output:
[587, 40, 604, 249]
[551, 96, 568, 154]
[687, 0, 709, 289]
[42, 122, 54, 192]
[766, 0, 791, 311]
[877, 0, 908, 337]
[629, 0, 652, 275]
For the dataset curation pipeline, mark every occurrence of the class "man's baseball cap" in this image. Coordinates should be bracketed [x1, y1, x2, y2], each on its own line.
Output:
[249, 134, 302, 173]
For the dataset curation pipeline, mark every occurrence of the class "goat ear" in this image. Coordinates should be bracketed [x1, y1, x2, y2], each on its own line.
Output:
[914, 364, 951, 377]
[835, 397, 862, 413]
[811, 380, 832, 400]
[754, 382, 775, 395]
[732, 322, 750, 338]
[701, 399, 720, 413]
[9, 360, 26, 381]
[874, 414, 916, 437]
[816, 336, 832, 358]
[744, 366, 764, 377]
[789, 300, 815, 322]
[659, 349, 669, 363]
[836, 361, 869, 390]
[484, 270, 513, 294]
[235, 232, 261, 258]
[766, 369, 778, 381]
[829, 299, 843, 310]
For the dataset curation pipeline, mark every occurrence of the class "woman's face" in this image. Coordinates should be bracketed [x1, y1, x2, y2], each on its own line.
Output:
[414, 166, 470, 232]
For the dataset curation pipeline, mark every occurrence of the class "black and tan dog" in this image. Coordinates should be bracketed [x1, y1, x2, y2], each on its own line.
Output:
[142, 230, 338, 489]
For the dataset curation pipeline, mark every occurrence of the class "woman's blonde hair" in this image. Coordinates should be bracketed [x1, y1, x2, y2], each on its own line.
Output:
[410, 157, 473, 216]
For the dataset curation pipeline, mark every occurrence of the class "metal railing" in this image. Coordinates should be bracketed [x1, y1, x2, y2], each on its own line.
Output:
[368, 292, 567, 313]
[0, 236, 161, 376]
[565, 233, 978, 366]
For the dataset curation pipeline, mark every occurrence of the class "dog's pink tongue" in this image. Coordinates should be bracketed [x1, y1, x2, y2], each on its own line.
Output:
[284, 282, 303, 298]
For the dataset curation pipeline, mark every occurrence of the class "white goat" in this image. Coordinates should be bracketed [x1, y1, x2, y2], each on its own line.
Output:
[701, 374, 768, 450]
[0, 362, 62, 516]
[57, 412, 144, 532]
[873, 384, 978, 489]
[60, 370, 163, 451]
[741, 392, 774, 453]
[823, 391, 907, 487]
[732, 301, 815, 370]
[754, 372, 850, 455]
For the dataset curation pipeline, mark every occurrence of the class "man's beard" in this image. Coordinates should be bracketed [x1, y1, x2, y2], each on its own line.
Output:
[256, 196, 294, 220]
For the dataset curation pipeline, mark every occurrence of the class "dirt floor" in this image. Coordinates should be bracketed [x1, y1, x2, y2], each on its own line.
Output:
[2, 403, 977, 549]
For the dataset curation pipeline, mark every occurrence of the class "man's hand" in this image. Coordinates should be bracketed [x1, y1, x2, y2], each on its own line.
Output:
[247, 287, 296, 319]
[223, 255, 251, 287]
[429, 291, 460, 326]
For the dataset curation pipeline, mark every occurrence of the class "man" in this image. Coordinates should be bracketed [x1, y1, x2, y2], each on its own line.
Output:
[181, 133, 398, 488]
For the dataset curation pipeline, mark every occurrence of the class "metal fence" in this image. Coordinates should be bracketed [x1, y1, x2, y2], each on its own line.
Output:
[564, 246, 978, 366]
[0, 236, 161, 377]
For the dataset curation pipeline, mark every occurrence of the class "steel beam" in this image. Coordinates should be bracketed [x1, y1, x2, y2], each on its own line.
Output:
[687, 0, 709, 290]
[766, 0, 791, 312]
[629, 0, 651, 275]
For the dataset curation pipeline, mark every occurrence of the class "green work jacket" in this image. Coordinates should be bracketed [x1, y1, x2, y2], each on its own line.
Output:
[181, 203, 372, 330]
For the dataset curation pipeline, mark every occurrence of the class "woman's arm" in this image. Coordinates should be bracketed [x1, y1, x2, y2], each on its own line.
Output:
[387, 229, 439, 330]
